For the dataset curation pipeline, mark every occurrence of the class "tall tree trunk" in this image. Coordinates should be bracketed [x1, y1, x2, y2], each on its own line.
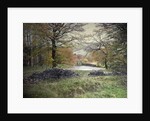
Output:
[52, 40, 57, 68]
[104, 58, 108, 69]
[31, 57, 34, 67]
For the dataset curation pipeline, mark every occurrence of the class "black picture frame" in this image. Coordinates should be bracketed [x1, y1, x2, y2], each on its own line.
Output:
[1, 0, 149, 118]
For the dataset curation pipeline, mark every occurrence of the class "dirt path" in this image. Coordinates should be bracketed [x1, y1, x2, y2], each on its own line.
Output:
[68, 66, 105, 71]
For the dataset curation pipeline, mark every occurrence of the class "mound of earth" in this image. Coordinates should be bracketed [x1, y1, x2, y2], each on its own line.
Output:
[88, 70, 105, 76]
[112, 71, 127, 76]
[88, 70, 127, 76]
[24, 68, 79, 84]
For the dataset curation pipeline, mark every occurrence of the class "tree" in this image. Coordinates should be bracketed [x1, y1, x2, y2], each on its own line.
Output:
[23, 23, 34, 66]
[85, 32, 112, 69]
[23, 23, 85, 67]
[85, 23, 127, 72]
[23, 23, 49, 67]
[35, 23, 85, 68]
[56, 48, 75, 66]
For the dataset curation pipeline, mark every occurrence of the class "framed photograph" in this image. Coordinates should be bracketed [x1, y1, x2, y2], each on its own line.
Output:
[7, 7, 143, 114]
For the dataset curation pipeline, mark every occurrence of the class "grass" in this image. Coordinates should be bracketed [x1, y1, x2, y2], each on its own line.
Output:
[23, 67, 127, 98]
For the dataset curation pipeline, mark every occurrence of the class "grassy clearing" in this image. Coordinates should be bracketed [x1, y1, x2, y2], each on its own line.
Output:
[23, 68, 127, 98]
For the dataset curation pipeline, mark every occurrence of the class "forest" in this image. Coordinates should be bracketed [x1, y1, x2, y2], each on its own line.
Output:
[23, 23, 127, 98]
